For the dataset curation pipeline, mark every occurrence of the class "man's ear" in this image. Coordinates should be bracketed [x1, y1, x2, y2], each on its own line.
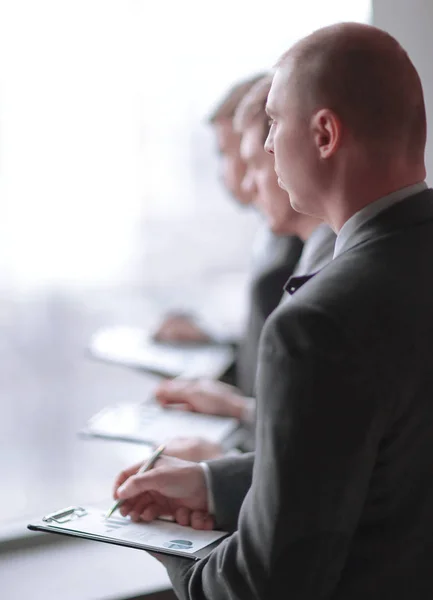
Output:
[311, 108, 341, 159]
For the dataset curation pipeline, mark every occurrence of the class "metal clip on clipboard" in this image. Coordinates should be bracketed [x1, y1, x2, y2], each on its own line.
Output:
[42, 506, 88, 524]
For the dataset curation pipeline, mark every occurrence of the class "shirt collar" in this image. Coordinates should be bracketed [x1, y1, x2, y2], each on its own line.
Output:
[333, 181, 428, 258]
[292, 224, 332, 276]
[284, 224, 335, 295]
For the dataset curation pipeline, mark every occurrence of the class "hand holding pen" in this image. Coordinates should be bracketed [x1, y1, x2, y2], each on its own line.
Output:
[106, 444, 166, 519]
[111, 450, 214, 530]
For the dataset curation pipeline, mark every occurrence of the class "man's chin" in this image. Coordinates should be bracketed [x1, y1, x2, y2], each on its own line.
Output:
[277, 177, 286, 191]
[290, 198, 319, 220]
[289, 196, 305, 215]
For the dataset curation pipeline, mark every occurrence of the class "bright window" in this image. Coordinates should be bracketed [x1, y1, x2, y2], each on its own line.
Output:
[0, 0, 371, 529]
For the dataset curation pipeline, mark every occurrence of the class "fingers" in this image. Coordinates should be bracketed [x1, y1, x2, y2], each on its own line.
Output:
[117, 470, 160, 500]
[156, 379, 188, 398]
[127, 494, 153, 522]
[157, 394, 189, 408]
[160, 401, 194, 413]
[153, 314, 193, 341]
[173, 508, 213, 530]
[123, 501, 162, 523]
[155, 380, 193, 407]
[153, 316, 209, 343]
[139, 504, 163, 522]
[120, 501, 214, 530]
[157, 396, 194, 412]
[119, 492, 163, 523]
[175, 507, 191, 526]
[119, 499, 139, 517]
[190, 511, 215, 530]
[155, 324, 180, 342]
[114, 455, 209, 518]
[113, 461, 147, 499]
[125, 504, 213, 529]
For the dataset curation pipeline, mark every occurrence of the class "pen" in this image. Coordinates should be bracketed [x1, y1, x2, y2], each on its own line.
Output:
[105, 443, 166, 520]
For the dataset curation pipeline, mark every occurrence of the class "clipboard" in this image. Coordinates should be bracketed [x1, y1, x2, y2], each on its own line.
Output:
[27, 505, 228, 561]
[88, 325, 235, 379]
[80, 400, 239, 447]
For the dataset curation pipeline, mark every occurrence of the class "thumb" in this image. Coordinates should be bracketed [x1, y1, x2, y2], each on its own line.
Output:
[157, 390, 187, 404]
[117, 470, 161, 500]
[155, 381, 178, 399]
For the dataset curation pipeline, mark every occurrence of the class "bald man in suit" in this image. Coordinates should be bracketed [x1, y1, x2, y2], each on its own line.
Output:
[113, 24, 433, 599]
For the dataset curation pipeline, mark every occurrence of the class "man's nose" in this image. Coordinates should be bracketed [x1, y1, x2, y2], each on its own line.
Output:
[264, 130, 274, 155]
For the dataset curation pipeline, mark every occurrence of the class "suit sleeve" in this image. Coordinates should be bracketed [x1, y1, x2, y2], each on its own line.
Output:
[163, 304, 389, 600]
[206, 452, 254, 532]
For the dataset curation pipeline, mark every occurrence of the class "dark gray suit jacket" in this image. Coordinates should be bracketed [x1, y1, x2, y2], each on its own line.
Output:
[235, 231, 303, 397]
[163, 189, 433, 599]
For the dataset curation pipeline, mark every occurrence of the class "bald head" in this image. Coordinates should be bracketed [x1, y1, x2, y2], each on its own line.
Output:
[265, 23, 427, 230]
[278, 22, 426, 159]
[234, 75, 273, 141]
[208, 72, 266, 124]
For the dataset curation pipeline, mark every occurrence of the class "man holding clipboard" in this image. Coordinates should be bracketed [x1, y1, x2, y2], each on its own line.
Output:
[110, 23, 433, 600]
[28, 445, 228, 561]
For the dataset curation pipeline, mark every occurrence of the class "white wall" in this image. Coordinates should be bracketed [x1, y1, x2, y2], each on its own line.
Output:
[373, 0, 433, 183]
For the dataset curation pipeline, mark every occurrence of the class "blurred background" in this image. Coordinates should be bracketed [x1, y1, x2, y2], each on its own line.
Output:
[0, 0, 371, 529]
[8, 1, 433, 598]
[0, 0, 371, 293]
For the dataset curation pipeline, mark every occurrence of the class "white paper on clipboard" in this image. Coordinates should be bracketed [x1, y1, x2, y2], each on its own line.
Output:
[88, 325, 235, 379]
[28, 505, 227, 560]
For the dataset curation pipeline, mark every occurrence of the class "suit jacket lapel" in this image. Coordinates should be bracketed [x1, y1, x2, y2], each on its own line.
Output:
[284, 274, 316, 296]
